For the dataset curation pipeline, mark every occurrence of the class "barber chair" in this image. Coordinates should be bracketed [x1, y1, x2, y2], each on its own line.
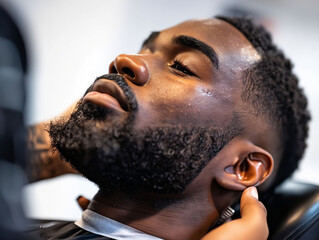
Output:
[265, 179, 319, 240]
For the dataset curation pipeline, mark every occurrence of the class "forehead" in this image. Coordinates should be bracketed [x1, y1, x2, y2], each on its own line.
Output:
[160, 18, 261, 70]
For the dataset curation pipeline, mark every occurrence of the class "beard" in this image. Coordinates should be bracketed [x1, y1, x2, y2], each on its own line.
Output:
[50, 74, 241, 195]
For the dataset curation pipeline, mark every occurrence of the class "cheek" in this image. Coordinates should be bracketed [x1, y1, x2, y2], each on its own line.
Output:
[134, 84, 235, 129]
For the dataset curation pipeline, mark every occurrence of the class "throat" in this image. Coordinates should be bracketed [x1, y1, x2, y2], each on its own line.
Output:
[88, 190, 218, 240]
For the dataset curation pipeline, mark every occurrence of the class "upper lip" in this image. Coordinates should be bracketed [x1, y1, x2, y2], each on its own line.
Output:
[90, 79, 130, 111]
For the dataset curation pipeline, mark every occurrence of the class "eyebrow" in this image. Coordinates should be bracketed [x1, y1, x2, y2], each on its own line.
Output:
[142, 31, 160, 49]
[173, 35, 219, 69]
[142, 32, 219, 69]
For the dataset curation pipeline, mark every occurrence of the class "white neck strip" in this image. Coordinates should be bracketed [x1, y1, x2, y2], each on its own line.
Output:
[75, 209, 162, 240]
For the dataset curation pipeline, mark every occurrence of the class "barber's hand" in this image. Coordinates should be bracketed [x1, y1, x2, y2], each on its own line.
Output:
[201, 186, 268, 240]
[26, 102, 79, 182]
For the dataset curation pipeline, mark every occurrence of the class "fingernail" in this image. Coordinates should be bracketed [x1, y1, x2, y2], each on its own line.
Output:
[247, 186, 258, 200]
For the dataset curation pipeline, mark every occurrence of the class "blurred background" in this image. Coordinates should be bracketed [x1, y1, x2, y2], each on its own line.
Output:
[0, 0, 318, 221]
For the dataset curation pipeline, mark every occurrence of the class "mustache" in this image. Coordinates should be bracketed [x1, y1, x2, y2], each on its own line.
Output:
[84, 73, 138, 113]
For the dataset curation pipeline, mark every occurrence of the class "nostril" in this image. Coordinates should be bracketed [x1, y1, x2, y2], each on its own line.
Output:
[110, 65, 118, 74]
[122, 67, 135, 79]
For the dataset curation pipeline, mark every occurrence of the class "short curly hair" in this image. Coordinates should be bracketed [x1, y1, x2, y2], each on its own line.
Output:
[217, 16, 311, 189]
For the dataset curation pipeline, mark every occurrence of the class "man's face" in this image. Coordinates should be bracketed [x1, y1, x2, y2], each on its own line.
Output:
[50, 19, 260, 194]
[107, 19, 260, 129]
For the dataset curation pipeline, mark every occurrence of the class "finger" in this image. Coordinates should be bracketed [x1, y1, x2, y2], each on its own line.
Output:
[76, 195, 91, 210]
[201, 187, 268, 240]
[240, 187, 267, 220]
[240, 187, 269, 238]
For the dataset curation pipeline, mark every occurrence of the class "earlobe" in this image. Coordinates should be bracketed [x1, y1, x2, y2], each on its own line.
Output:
[216, 144, 274, 191]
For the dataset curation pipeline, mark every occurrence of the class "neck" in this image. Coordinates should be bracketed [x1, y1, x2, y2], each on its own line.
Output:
[88, 189, 219, 240]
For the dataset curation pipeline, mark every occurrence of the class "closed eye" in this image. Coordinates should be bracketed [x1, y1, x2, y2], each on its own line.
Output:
[170, 60, 197, 77]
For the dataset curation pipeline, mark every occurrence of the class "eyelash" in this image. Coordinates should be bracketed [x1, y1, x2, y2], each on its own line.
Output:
[170, 60, 196, 77]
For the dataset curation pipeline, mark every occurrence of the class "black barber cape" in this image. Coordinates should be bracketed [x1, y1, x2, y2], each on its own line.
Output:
[27, 221, 115, 240]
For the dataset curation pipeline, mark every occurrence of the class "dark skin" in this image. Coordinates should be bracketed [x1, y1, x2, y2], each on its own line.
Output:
[102, 19, 258, 129]
[84, 19, 278, 239]
[27, 18, 279, 239]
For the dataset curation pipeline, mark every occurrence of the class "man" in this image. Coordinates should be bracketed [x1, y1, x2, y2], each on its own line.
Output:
[27, 16, 309, 239]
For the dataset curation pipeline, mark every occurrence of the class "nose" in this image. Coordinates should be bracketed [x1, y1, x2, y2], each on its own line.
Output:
[109, 54, 150, 86]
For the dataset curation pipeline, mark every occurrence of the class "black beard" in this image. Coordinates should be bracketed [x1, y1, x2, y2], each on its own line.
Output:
[50, 75, 241, 195]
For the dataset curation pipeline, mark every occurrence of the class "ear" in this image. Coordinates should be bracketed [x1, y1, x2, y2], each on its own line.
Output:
[215, 139, 274, 191]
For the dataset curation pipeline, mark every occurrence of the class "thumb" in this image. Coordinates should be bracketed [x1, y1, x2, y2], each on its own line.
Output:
[239, 186, 269, 239]
[240, 187, 267, 222]
[201, 187, 269, 240]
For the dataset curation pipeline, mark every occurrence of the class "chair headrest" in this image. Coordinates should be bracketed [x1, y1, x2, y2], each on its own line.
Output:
[265, 179, 319, 240]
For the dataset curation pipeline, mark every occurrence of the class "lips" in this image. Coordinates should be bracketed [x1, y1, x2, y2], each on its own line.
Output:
[83, 78, 130, 113]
